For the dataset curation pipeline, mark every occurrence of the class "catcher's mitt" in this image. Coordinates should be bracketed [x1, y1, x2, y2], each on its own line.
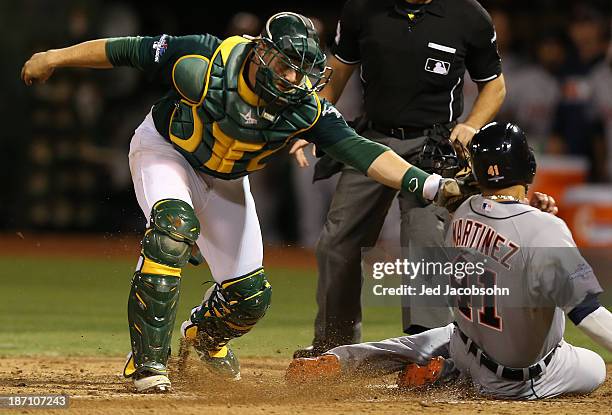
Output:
[438, 169, 480, 212]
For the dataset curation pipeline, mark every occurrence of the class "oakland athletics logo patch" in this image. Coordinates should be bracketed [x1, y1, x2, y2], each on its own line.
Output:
[408, 177, 419, 192]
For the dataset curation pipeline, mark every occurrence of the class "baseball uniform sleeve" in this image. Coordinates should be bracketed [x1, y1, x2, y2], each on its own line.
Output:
[330, 0, 363, 64]
[577, 306, 612, 352]
[299, 99, 389, 174]
[568, 293, 601, 325]
[527, 215, 603, 309]
[464, 6, 502, 82]
[105, 34, 221, 84]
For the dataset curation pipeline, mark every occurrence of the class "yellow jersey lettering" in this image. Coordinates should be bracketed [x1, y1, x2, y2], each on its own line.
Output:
[204, 122, 265, 174]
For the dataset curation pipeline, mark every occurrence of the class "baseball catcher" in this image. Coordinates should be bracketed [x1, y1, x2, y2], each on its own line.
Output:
[21, 12, 465, 393]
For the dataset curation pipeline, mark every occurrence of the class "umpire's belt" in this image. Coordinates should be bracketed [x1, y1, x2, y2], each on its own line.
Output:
[455, 324, 557, 381]
[371, 122, 456, 140]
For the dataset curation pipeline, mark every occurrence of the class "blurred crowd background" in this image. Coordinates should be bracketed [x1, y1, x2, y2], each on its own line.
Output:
[2, 0, 611, 247]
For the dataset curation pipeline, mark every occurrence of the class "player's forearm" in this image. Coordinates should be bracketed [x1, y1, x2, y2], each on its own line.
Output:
[578, 307, 612, 353]
[367, 151, 441, 201]
[46, 39, 113, 69]
[320, 136, 439, 200]
[463, 74, 506, 129]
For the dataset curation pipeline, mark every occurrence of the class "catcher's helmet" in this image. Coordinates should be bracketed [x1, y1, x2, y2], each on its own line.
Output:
[417, 135, 462, 178]
[417, 124, 466, 177]
[253, 12, 331, 107]
[470, 122, 536, 189]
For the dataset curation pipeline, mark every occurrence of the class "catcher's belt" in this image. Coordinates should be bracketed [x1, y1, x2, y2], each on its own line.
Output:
[455, 323, 558, 381]
[371, 121, 456, 140]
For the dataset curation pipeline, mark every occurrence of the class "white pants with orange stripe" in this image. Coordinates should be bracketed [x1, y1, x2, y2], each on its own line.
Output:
[128, 110, 264, 283]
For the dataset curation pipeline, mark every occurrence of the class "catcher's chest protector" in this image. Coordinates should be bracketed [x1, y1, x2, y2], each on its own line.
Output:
[169, 36, 321, 180]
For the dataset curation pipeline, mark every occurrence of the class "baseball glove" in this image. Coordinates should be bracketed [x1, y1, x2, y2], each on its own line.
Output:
[439, 169, 480, 212]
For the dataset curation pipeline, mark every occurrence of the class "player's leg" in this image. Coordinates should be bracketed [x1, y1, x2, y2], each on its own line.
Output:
[287, 324, 455, 383]
[529, 340, 606, 399]
[398, 194, 453, 333]
[449, 334, 607, 399]
[123, 114, 205, 392]
[180, 176, 270, 380]
[304, 168, 397, 355]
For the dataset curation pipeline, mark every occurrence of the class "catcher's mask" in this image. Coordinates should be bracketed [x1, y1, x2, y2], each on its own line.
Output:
[470, 122, 537, 189]
[252, 12, 332, 110]
[417, 126, 464, 178]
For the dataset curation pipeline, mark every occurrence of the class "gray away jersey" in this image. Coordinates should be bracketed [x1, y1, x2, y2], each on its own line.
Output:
[446, 195, 602, 367]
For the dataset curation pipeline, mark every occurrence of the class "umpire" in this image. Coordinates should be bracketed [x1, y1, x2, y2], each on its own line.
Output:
[292, 0, 506, 356]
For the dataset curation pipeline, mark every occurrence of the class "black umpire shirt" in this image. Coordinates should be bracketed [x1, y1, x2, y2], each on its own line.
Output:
[332, 0, 502, 128]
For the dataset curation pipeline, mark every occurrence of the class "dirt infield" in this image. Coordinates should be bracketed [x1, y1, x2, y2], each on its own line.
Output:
[0, 356, 610, 414]
[2, 234, 611, 413]
[0, 233, 317, 268]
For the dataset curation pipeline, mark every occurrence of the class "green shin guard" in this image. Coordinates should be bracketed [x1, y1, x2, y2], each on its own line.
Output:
[125, 199, 200, 378]
[191, 268, 272, 351]
[127, 272, 180, 375]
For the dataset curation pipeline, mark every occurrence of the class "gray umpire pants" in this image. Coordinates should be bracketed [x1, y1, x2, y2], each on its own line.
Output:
[313, 128, 453, 349]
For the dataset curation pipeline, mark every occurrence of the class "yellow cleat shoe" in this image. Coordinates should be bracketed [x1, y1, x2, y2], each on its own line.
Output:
[123, 352, 171, 393]
[180, 319, 241, 380]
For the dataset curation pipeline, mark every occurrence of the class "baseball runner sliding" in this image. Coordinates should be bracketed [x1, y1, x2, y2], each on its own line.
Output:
[287, 122, 612, 399]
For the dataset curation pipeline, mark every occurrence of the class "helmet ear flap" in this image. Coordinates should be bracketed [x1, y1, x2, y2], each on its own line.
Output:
[303, 16, 319, 41]
[526, 147, 537, 184]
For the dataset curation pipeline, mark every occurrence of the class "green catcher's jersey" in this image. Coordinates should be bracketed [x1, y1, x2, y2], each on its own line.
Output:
[106, 34, 386, 179]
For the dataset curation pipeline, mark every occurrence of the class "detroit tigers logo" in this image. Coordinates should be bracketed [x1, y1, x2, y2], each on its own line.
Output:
[153, 35, 169, 63]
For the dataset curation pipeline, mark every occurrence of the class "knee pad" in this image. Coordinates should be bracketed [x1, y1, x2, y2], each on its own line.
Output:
[141, 199, 200, 269]
[189, 268, 272, 350]
[126, 199, 200, 376]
